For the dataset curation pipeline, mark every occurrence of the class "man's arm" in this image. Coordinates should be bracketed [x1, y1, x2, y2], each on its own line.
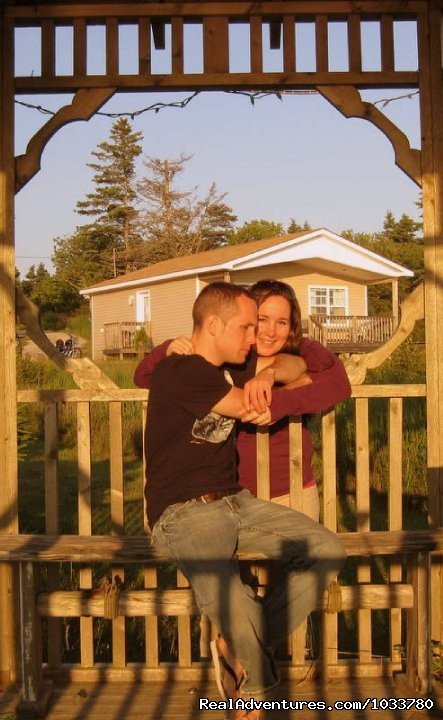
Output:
[212, 387, 270, 423]
[243, 353, 307, 412]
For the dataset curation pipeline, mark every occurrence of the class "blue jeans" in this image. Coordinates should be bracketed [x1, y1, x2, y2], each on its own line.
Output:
[152, 489, 346, 695]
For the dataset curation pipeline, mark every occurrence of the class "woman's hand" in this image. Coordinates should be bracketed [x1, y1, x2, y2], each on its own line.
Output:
[166, 337, 194, 356]
[243, 367, 275, 413]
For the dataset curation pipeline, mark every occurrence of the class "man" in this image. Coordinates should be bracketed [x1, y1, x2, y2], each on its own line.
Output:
[146, 282, 346, 720]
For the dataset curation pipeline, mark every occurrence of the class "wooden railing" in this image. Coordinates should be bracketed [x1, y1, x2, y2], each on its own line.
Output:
[307, 315, 396, 347]
[8, 5, 421, 95]
[13, 383, 438, 697]
[103, 321, 151, 353]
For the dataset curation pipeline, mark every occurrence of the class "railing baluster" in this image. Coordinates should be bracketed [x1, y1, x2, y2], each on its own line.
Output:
[109, 401, 126, 667]
[172, 17, 184, 75]
[283, 16, 296, 72]
[45, 402, 62, 667]
[389, 398, 403, 664]
[348, 14, 362, 73]
[142, 400, 160, 667]
[381, 15, 395, 72]
[356, 397, 372, 664]
[315, 14, 328, 72]
[177, 570, 192, 666]
[73, 18, 87, 76]
[41, 19, 55, 78]
[138, 17, 151, 76]
[250, 15, 263, 74]
[322, 409, 338, 672]
[106, 18, 119, 76]
[288, 418, 306, 666]
[203, 16, 229, 73]
[77, 401, 94, 667]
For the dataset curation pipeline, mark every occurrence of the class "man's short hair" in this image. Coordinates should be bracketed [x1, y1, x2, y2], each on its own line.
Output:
[192, 282, 253, 330]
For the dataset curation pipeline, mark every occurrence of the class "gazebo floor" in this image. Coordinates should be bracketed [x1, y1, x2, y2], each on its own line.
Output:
[2, 676, 442, 720]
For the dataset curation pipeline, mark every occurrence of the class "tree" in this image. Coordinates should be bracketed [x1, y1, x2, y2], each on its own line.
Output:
[287, 218, 311, 234]
[136, 154, 237, 262]
[228, 219, 284, 245]
[53, 118, 143, 284]
[382, 210, 422, 244]
[18, 262, 82, 328]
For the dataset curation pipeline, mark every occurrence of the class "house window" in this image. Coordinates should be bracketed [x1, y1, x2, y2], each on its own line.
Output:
[309, 286, 347, 316]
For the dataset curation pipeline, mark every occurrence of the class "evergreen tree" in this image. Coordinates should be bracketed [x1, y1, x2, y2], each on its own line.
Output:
[287, 218, 311, 233]
[137, 154, 237, 262]
[53, 118, 143, 284]
[228, 219, 284, 245]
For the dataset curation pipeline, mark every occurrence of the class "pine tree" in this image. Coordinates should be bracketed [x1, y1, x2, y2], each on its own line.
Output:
[228, 219, 284, 245]
[72, 118, 142, 272]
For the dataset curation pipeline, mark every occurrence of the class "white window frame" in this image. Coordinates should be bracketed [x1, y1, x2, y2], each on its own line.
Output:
[308, 285, 349, 316]
[136, 290, 151, 323]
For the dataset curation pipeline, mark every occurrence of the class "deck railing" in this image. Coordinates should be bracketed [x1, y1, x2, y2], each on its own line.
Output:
[307, 316, 396, 347]
[103, 322, 151, 353]
[14, 382, 436, 692]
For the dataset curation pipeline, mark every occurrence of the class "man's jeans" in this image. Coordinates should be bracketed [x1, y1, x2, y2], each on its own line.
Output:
[152, 489, 346, 695]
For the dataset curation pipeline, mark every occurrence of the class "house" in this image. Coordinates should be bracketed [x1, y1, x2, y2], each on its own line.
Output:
[80, 228, 414, 360]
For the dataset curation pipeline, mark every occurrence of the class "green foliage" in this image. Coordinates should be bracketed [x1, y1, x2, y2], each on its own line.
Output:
[133, 326, 152, 356]
[17, 262, 83, 325]
[53, 118, 144, 284]
[287, 217, 311, 233]
[228, 218, 284, 245]
[342, 209, 424, 314]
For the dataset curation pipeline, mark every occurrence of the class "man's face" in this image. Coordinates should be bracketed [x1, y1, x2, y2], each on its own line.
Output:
[215, 294, 258, 364]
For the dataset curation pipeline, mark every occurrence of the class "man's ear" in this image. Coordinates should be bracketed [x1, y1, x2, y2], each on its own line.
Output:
[205, 314, 220, 336]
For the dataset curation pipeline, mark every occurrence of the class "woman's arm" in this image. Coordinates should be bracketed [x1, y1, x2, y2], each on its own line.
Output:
[269, 341, 352, 422]
[133, 340, 171, 388]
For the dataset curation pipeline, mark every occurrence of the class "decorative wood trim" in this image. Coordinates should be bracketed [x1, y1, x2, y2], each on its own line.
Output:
[16, 289, 119, 390]
[317, 85, 422, 186]
[343, 283, 424, 385]
[15, 88, 115, 192]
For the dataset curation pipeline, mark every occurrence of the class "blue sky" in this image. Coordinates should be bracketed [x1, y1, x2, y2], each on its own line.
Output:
[14, 21, 421, 277]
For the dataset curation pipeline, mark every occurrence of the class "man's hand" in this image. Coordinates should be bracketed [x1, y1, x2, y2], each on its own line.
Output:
[240, 406, 272, 425]
[166, 336, 194, 356]
[243, 367, 275, 413]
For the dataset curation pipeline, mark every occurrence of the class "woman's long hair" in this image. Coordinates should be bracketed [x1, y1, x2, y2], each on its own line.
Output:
[249, 279, 303, 354]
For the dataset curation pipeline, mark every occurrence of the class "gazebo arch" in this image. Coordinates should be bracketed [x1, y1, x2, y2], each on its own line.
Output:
[1, 1, 442, 712]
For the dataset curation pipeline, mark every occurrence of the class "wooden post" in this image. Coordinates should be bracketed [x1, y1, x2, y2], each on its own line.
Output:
[418, 3, 443, 651]
[391, 279, 399, 324]
[0, 9, 20, 686]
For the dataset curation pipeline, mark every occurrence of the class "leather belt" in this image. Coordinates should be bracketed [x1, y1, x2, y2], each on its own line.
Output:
[196, 488, 242, 504]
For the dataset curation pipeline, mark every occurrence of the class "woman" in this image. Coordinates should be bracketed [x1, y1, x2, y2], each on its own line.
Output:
[134, 279, 351, 520]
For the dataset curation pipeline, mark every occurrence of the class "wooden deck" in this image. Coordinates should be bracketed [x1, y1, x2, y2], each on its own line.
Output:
[2, 676, 442, 720]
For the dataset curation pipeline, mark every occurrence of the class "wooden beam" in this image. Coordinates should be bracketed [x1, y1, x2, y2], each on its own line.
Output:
[0, 10, 19, 686]
[36, 583, 415, 618]
[14, 70, 419, 93]
[6, 3, 428, 21]
[203, 16, 229, 73]
[0, 529, 442, 563]
[418, 2, 443, 653]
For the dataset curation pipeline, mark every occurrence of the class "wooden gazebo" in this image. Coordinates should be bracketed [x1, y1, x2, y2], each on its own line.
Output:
[1, 2, 443, 718]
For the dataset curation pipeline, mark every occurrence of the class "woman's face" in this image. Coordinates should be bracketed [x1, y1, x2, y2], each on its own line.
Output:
[255, 294, 292, 357]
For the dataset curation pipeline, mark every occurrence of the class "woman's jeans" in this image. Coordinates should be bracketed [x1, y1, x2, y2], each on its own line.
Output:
[152, 489, 346, 695]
